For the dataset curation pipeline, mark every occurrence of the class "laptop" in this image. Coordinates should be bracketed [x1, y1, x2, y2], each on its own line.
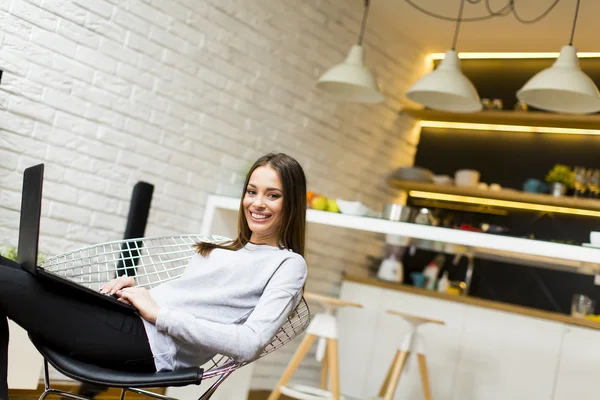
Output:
[17, 164, 137, 313]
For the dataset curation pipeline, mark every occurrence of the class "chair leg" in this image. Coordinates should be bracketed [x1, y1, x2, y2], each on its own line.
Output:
[267, 333, 317, 400]
[320, 344, 329, 390]
[378, 350, 401, 398]
[417, 354, 433, 400]
[327, 338, 339, 400]
[382, 351, 409, 400]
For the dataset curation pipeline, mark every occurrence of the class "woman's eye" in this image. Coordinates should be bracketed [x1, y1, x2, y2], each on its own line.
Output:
[268, 193, 280, 199]
[247, 190, 256, 195]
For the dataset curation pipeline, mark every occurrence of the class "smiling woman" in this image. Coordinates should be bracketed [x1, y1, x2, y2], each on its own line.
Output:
[195, 152, 307, 257]
[0, 153, 309, 397]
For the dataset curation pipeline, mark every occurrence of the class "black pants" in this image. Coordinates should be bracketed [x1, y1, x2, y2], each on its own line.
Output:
[0, 257, 155, 399]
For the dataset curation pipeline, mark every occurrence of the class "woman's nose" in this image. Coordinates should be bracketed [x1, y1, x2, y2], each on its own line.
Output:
[253, 195, 266, 208]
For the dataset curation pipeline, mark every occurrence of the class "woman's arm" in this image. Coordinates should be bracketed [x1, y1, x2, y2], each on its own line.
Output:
[155, 255, 307, 362]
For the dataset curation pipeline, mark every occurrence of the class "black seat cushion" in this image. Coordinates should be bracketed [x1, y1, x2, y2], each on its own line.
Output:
[30, 336, 203, 388]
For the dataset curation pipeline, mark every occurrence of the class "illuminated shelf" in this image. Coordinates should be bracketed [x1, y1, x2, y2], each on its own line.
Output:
[401, 107, 600, 132]
[388, 179, 600, 217]
[203, 195, 600, 275]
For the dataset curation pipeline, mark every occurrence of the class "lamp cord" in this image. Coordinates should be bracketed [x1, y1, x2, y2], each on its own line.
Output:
[358, 0, 370, 45]
[406, 0, 559, 24]
[569, 0, 581, 45]
[452, 0, 466, 50]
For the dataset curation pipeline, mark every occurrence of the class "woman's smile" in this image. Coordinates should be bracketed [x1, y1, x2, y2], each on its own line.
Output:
[242, 165, 284, 246]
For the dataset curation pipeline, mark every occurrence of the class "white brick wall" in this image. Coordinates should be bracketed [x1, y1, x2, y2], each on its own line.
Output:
[0, 0, 426, 391]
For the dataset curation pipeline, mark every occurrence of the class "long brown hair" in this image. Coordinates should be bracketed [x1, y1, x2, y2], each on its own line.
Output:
[194, 153, 307, 256]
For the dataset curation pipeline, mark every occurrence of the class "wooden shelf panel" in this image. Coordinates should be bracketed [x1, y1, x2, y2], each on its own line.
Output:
[388, 179, 600, 213]
[401, 107, 600, 130]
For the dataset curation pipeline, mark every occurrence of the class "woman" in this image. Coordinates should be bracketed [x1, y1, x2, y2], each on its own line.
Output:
[0, 152, 308, 396]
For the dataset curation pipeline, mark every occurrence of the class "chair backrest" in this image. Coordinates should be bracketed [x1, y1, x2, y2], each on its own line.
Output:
[40, 235, 311, 377]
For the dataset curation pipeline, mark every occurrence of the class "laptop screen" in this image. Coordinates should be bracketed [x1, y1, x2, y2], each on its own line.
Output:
[17, 164, 44, 273]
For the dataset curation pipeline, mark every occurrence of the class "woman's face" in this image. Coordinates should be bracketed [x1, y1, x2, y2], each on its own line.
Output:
[243, 165, 284, 246]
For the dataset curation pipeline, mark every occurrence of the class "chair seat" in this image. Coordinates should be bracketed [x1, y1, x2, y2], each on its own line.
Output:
[30, 336, 203, 388]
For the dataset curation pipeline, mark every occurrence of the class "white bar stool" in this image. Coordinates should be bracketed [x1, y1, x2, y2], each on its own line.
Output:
[268, 292, 363, 400]
[376, 310, 445, 400]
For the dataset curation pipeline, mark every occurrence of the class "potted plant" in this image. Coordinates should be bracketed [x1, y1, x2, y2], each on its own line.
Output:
[545, 164, 574, 197]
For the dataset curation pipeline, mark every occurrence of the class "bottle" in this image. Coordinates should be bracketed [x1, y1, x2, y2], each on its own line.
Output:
[423, 259, 440, 290]
[437, 271, 449, 293]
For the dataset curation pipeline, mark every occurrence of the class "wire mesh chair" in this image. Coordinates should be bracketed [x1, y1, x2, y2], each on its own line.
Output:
[31, 234, 311, 400]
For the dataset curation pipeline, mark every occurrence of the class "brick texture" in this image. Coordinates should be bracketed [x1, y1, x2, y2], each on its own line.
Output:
[0, 0, 426, 390]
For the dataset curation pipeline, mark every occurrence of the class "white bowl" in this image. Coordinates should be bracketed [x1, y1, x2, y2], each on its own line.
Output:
[432, 175, 453, 185]
[590, 231, 600, 246]
[336, 200, 371, 216]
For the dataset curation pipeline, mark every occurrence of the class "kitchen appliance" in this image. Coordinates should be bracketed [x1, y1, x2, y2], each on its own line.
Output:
[413, 207, 438, 226]
[377, 234, 408, 283]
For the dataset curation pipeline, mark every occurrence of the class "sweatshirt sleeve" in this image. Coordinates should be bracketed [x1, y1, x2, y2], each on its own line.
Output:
[154, 254, 307, 362]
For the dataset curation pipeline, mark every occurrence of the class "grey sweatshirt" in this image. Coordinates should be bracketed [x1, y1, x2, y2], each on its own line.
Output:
[141, 242, 307, 371]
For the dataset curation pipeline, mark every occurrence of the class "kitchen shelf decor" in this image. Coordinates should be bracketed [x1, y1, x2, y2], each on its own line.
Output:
[387, 179, 600, 218]
[202, 195, 600, 275]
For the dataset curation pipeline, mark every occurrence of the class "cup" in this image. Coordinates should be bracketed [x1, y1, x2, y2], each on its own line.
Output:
[410, 272, 426, 288]
[571, 294, 595, 318]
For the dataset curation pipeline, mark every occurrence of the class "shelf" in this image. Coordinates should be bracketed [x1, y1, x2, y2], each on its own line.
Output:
[388, 179, 600, 217]
[204, 195, 600, 275]
[401, 107, 600, 131]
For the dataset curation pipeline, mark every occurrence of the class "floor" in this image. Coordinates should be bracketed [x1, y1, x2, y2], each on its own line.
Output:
[9, 387, 294, 399]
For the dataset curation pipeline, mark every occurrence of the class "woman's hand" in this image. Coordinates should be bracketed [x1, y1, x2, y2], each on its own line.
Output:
[100, 275, 135, 295]
[116, 287, 161, 324]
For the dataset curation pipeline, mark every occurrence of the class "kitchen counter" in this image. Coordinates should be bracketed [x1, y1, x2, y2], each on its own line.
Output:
[343, 274, 600, 331]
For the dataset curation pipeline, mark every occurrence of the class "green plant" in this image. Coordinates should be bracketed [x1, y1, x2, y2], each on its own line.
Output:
[1, 245, 46, 263]
[0, 245, 18, 261]
[545, 164, 574, 188]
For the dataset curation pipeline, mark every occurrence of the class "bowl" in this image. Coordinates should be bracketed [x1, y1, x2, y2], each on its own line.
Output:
[336, 200, 371, 216]
[432, 175, 453, 185]
[389, 167, 434, 183]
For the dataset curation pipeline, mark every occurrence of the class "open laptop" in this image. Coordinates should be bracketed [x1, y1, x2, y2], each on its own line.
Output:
[17, 164, 137, 313]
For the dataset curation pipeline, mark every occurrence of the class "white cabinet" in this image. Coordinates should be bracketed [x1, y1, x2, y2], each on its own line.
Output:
[338, 281, 576, 400]
[337, 281, 385, 398]
[337, 282, 467, 400]
[362, 288, 467, 400]
[553, 325, 600, 400]
[452, 306, 564, 400]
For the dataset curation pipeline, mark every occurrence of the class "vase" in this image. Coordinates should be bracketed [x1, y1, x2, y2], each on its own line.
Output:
[550, 182, 566, 197]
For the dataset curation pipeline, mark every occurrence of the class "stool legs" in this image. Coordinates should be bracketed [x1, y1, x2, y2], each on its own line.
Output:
[382, 350, 409, 400]
[267, 333, 317, 400]
[417, 354, 433, 400]
[320, 346, 329, 390]
[327, 338, 340, 400]
[378, 350, 399, 398]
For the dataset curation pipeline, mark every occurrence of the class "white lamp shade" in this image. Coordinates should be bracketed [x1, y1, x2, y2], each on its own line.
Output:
[316, 45, 384, 103]
[406, 50, 482, 113]
[517, 45, 600, 114]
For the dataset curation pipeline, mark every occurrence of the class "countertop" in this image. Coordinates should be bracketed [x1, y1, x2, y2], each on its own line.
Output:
[343, 274, 600, 331]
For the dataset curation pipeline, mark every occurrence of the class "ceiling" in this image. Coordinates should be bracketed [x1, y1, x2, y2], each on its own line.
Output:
[371, 0, 599, 53]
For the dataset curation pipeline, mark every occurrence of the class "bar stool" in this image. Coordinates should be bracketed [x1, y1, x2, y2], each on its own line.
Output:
[377, 310, 445, 400]
[268, 292, 363, 400]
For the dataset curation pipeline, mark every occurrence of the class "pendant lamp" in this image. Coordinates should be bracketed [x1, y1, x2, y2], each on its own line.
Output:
[316, 0, 384, 103]
[406, 0, 481, 113]
[517, 0, 600, 114]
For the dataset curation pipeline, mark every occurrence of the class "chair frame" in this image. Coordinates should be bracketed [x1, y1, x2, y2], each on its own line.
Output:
[29, 234, 310, 400]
